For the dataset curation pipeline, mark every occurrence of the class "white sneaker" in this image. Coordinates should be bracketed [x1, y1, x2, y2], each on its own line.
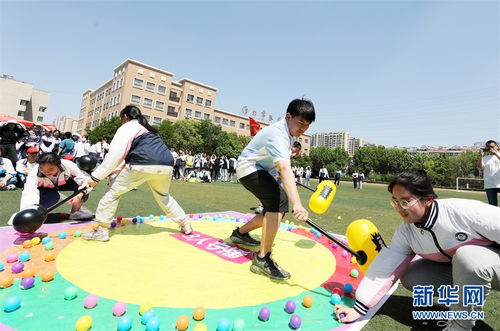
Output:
[69, 211, 94, 220]
[6, 184, 16, 190]
[82, 227, 109, 241]
[179, 221, 193, 235]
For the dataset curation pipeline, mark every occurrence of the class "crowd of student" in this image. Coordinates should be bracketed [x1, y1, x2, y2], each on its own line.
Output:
[170, 150, 238, 183]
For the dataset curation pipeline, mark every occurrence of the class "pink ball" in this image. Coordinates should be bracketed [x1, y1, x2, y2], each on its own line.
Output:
[6, 253, 18, 263]
[11, 262, 24, 273]
[113, 301, 127, 316]
[84, 294, 98, 309]
[341, 250, 349, 258]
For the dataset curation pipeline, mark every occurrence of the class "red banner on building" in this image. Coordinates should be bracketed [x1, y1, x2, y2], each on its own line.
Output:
[249, 117, 261, 136]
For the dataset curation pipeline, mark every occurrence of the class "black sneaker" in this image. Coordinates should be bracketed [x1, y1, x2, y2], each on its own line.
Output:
[250, 252, 291, 280]
[230, 227, 261, 247]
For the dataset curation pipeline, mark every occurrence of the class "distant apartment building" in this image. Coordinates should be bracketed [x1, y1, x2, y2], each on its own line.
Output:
[311, 131, 369, 155]
[0, 75, 50, 122]
[78, 59, 310, 153]
[348, 137, 364, 155]
[407, 147, 479, 157]
[54, 116, 79, 133]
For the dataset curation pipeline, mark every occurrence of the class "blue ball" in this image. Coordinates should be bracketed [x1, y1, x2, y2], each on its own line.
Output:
[117, 315, 133, 331]
[141, 310, 155, 325]
[217, 317, 231, 331]
[0, 261, 4, 271]
[146, 316, 160, 331]
[330, 294, 342, 305]
[132, 218, 137, 224]
[18, 251, 30, 262]
[3, 296, 21, 312]
[41, 237, 51, 244]
[344, 283, 353, 294]
[58, 232, 67, 239]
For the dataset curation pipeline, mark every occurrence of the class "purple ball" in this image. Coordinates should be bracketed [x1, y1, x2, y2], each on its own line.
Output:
[11, 262, 24, 273]
[110, 221, 117, 228]
[339, 313, 346, 319]
[20, 276, 35, 290]
[132, 218, 137, 224]
[259, 307, 271, 321]
[290, 314, 302, 329]
[285, 300, 296, 314]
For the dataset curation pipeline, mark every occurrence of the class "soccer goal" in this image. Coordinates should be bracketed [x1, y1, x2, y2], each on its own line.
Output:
[455, 177, 484, 191]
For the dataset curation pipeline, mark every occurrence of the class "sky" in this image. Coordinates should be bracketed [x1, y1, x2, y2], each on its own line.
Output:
[1, 0, 498, 147]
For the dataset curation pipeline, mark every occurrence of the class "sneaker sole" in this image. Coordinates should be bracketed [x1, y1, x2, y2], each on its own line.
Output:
[230, 235, 261, 247]
[81, 237, 109, 242]
[250, 264, 290, 280]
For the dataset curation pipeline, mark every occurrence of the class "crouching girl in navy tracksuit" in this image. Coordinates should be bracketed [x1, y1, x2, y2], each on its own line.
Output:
[334, 171, 500, 331]
[83, 105, 192, 241]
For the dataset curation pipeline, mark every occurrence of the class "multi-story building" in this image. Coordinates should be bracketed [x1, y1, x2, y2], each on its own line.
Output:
[311, 132, 349, 151]
[348, 137, 364, 155]
[53, 116, 79, 133]
[0, 75, 50, 123]
[78, 59, 310, 153]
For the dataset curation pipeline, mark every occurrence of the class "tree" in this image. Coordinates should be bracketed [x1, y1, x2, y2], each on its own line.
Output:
[86, 116, 121, 144]
[309, 146, 336, 172]
[157, 120, 175, 148]
[171, 120, 203, 152]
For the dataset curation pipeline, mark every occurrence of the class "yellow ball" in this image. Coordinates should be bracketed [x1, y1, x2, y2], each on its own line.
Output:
[75, 315, 93, 331]
[290, 222, 295, 226]
[31, 237, 41, 245]
[284, 220, 290, 224]
[193, 323, 208, 331]
[351, 256, 358, 264]
[305, 228, 310, 233]
[337, 216, 342, 221]
[139, 303, 153, 315]
[154, 216, 159, 221]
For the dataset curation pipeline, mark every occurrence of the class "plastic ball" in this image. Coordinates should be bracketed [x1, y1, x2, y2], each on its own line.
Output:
[84, 294, 98, 309]
[0, 261, 4, 271]
[193, 323, 208, 331]
[344, 283, 353, 294]
[113, 301, 127, 316]
[141, 310, 155, 325]
[149, 215, 154, 220]
[0, 275, 14, 288]
[45, 252, 56, 262]
[176, 314, 190, 330]
[339, 313, 346, 319]
[193, 306, 205, 320]
[6, 253, 18, 263]
[351, 256, 357, 264]
[22, 240, 32, 248]
[92, 223, 99, 230]
[44, 241, 54, 250]
[19, 251, 30, 262]
[217, 318, 231, 331]
[330, 294, 342, 305]
[285, 300, 296, 313]
[20, 276, 35, 290]
[75, 315, 93, 331]
[337, 216, 342, 221]
[332, 287, 342, 296]
[350, 269, 359, 278]
[341, 250, 349, 258]
[31, 237, 41, 245]
[110, 221, 117, 228]
[73, 230, 82, 237]
[117, 216, 123, 221]
[290, 314, 302, 329]
[302, 295, 313, 308]
[233, 318, 246, 331]
[259, 307, 271, 321]
[117, 315, 133, 331]
[21, 268, 35, 278]
[41, 237, 51, 245]
[139, 302, 153, 315]
[64, 286, 78, 300]
[132, 218, 137, 224]
[146, 316, 160, 331]
[58, 232, 67, 239]
[3, 296, 21, 312]
[41, 271, 54, 282]
[11, 262, 24, 273]
[331, 242, 338, 249]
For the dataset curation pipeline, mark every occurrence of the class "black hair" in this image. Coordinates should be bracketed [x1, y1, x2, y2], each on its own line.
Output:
[120, 105, 158, 134]
[292, 141, 302, 149]
[286, 98, 316, 123]
[37, 152, 61, 167]
[64, 132, 72, 139]
[485, 140, 497, 146]
[0, 146, 6, 157]
[388, 171, 438, 199]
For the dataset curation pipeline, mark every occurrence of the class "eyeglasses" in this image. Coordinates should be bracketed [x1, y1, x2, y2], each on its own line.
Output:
[390, 198, 421, 210]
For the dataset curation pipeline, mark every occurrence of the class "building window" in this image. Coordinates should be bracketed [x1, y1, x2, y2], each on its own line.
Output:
[239, 123, 245, 129]
[305, 139, 309, 144]
[20, 99, 29, 106]
[39, 106, 46, 112]
[187, 94, 194, 103]
[149, 72, 156, 78]
[196, 97, 203, 105]
[169, 91, 179, 102]
[230, 120, 235, 127]
[143, 98, 153, 108]
[161, 76, 167, 82]
[36, 116, 44, 122]
[215, 116, 221, 124]
[138, 69, 144, 74]
[153, 117, 162, 125]
[155, 101, 164, 111]
[185, 108, 193, 117]
[146, 82, 155, 92]
[205, 99, 212, 107]
[168, 106, 176, 114]
[133, 78, 144, 89]
[17, 110, 25, 116]
[131, 95, 141, 104]
[158, 85, 166, 95]
[204, 113, 210, 120]
[194, 111, 201, 118]
[222, 118, 228, 125]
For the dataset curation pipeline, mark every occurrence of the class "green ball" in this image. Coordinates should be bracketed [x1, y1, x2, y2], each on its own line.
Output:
[73, 230, 82, 237]
[44, 241, 54, 250]
[350, 269, 359, 278]
[64, 286, 78, 300]
[233, 318, 245, 331]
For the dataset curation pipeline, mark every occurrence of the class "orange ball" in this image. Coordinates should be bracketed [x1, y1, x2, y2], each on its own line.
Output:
[22, 268, 36, 278]
[41, 271, 54, 282]
[44, 252, 56, 262]
[193, 306, 206, 321]
[0, 275, 14, 288]
[23, 240, 32, 248]
[92, 223, 100, 230]
[176, 315, 190, 330]
[303, 295, 313, 308]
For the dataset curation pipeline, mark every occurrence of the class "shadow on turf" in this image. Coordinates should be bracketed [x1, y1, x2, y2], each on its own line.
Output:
[377, 295, 494, 330]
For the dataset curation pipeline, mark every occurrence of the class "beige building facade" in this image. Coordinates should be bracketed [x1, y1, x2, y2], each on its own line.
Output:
[78, 59, 310, 153]
[0, 75, 50, 122]
[54, 115, 79, 133]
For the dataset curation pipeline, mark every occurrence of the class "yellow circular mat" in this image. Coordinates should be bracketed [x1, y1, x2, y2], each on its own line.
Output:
[56, 221, 335, 308]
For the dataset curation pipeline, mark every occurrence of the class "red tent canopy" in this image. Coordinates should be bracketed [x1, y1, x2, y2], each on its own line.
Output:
[0, 114, 55, 131]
